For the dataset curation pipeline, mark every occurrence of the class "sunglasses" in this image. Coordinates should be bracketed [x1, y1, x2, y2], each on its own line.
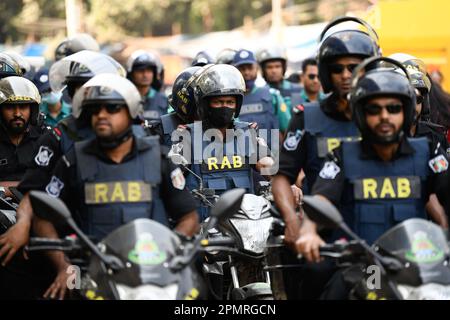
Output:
[307, 74, 319, 80]
[416, 95, 424, 104]
[329, 63, 359, 74]
[89, 104, 125, 115]
[364, 103, 403, 116]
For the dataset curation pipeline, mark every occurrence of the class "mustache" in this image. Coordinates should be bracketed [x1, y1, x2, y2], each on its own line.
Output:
[94, 120, 112, 127]
[9, 117, 25, 124]
[374, 120, 395, 131]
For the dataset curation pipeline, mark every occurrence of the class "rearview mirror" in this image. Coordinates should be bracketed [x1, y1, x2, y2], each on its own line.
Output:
[29, 191, 72, 225]
[302, 195, 343, 229]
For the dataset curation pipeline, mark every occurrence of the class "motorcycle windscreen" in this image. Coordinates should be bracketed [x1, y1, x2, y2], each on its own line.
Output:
[101, 218, 181, 287]
[374, 218, 450, 285]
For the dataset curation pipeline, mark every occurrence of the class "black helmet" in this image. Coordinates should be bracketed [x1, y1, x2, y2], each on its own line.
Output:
[169, 66, 203, 122]
[216, 48, 238, 65]
[191, 51, 215, 67]
[65, 61, 95, 98]
[0, 53, 23, 79]
[126, 50, 165, 91]
[256, 46, 288, 76]
[349, 56, 415, 144]
[388, 53, 431, 95]
[0, 76, 41, 126]
[318, 16, 381, 93]
[192, 64, 245, 120]
[54, 33, 100, 61]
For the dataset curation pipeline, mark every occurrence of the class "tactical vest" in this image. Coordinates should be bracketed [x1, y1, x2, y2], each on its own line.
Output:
[185, 121, 256, 221]
[279, 80, 302, 111]
[143, 89, 168, 121]
[240, 86, 278, 146]
[160, 112, 183, 146]
[74, 136, 168, 240]
[303, 102, 360, 192]
[340, 138, 429, 244]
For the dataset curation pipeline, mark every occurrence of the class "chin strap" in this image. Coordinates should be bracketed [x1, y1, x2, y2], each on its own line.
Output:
[97, 126, 133, 149]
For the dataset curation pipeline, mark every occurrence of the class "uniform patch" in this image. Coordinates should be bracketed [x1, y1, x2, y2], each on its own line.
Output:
[319, 161, 341, 180]
[283, 130, 303, 151]
[51, 127, 62, 141]
[85, 181, 151, 204]
[280, 103, 287, 113]
[170, 167, 186, 190]
[34, 146, 54, 167]
[354, 176, 421, 200]
[428, 155, 449, 173]
[45, 176, 65, 198]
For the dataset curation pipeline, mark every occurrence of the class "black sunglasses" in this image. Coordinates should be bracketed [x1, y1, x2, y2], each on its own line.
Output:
[364, 103, 403, 116]
[307, 74, 319, 80]
[89, 104, 125, 115]
[329, 63, 359, 74]
[416, 95, 424, 104]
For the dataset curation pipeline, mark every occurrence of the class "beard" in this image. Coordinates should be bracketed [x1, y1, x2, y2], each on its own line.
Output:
[5, 117, 28, 134]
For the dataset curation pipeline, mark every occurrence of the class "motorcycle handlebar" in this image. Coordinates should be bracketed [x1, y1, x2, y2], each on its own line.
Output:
[26, 237, 80, 252]
[201, 237, 235, 247]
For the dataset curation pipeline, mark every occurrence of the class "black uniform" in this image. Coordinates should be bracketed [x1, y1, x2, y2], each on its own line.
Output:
[415, 121, 450, 157]
[39, 135, 197, 232]
[0, 125, 47, 182]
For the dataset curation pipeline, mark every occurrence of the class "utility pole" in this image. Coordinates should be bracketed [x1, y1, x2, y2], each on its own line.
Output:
[65, 0, 84, 37]
[270, 0, 284, 44]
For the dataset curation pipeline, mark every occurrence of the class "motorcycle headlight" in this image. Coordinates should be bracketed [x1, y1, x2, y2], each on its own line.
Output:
[116, 283, 178, 300]
[229, 217, 273, 254]
[397, 283, 450, 300]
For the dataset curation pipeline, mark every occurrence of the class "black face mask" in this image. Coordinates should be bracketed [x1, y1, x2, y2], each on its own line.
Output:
[207, 107, 235, 128]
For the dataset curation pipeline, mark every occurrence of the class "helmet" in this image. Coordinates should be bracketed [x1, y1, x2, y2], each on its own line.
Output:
[349, 56, 415, 143]
[388, 53, 431, 95]
[169, 66, 203, 122]
[216, 48, 238, 65]
[0, 53, 23, 79]
[54, 33, 100, 61]
[192, 64, 245, 119]
[256, 46, 288, 75]
[232, 49, 257, 67]
[0, 76, 41, 126]
[49, 50, 126, 101]
[3, 52, 31, 76]
[126, 50, 164, 91]
[72, 73, 143, 121]
[318, 16, 381, 93]
[191, 51, 215, 67]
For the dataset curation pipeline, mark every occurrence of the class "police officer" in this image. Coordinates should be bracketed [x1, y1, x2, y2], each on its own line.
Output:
[32, 68, 70, 128]
[156, 66, 203, 146]
[297, 57, 449, 299]
[299, 58, 325, 104]
[256, 46, 302, 111]
[273, 16, 380, 247]
[233, 49, 290, 145]
[0, 52, 128, 266]
[216, 48, 238, 65]
[171, 64, 274, 221]
[0, 76, 47, 198]
[0, 76, 52, 299]
[126, 50, 168, 122]
[34, 74, 199, 299]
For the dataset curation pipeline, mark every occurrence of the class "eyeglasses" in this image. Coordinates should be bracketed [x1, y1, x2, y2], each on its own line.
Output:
[364, 103, 403, 116]
[89, 104, 125, 115]
[416, 95, 424, 104]
[329, 63, 359, 74]
[307, 74, 319, 80]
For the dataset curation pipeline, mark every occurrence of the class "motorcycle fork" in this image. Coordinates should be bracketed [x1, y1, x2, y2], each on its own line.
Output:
[229, 255, 240, 289]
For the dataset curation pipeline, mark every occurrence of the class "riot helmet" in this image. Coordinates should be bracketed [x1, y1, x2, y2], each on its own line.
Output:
[54, 33, 100, 61]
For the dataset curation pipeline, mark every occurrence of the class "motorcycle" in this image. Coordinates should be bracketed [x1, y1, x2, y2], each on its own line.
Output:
[296, 196, 450, 300]
[26, 188, 246, 300]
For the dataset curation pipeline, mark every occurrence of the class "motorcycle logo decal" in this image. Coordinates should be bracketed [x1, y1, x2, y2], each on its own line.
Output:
[405, 231, 444, 263]
[319, 161, 341, 180]
[128, 233, 167, 266]
[283, 130, 303, 151]
[428, 154, 448, 173]
[45, 175, 64, 198]
[35, 146, 54, 167]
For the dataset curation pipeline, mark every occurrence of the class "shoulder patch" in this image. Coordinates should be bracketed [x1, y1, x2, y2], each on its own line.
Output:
[170, 167, 186, 190]
[45, 176, 65, 198]
[319, 161, 341, 180]
[283, 130, 303, 151]
[293, 104, 305, 114]
[34, 146, 54, 167]
[428, 154, 449, 173]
